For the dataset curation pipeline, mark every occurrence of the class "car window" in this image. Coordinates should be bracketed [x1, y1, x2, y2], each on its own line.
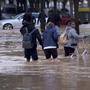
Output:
[17, 15, 23, 20]
[12, 13, 24, 19]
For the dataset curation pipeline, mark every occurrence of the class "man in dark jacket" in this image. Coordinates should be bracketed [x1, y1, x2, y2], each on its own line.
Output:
[37, 10, 47, 32]
[20, 12, 42, 62]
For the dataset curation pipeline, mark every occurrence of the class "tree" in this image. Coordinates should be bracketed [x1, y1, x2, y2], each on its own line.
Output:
[8, 0, 14, 4]
[62, 0, 68, 9]
[46, 0, 49, 8]
[16, 0, 27, 13]
[88, 0, 90, 23]
[35, 0, 40, 11]
[53, 0, 57, 9]
[0, 0, 2, 20]
[40, 0, 46, 32]
[28, 0, 35, 12]
[73, 0, 79, 34]
[69, 0, 73, 17]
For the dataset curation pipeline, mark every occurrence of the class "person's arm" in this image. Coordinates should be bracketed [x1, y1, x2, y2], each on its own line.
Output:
[37, 14, 41, 24]
[36, 29, 43, 46]
[53, 28, 59, 41]
[70, 29, 79, 39]
[53, 29, 59, 48]
[20, 26, 26, 36]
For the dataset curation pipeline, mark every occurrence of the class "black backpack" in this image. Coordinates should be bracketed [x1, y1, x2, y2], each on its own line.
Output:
[22, 27, 36, 49]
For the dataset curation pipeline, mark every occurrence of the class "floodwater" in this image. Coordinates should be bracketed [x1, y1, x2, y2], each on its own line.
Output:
[0, 30, 90, 90]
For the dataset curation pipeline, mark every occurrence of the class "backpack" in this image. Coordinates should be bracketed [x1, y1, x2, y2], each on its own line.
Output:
[22, 27, 36, 49]
[59, 31, 68, 45]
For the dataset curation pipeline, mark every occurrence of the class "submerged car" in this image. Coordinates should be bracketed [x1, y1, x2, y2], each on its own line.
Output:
[0, 12, 40, 30]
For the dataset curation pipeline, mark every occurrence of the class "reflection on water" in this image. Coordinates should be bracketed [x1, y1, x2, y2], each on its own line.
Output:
[0, 30, 90, 90]
[0, 57, 90, 90]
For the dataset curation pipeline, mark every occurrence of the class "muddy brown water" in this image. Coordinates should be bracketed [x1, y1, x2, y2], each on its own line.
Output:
[0, 30, 90, 90]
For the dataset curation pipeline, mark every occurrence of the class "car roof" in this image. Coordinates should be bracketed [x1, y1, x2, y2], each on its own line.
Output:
[15, 12, 39, 19]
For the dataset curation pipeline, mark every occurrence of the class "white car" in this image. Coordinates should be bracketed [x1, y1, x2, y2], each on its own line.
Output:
[0, 12, 40, 30]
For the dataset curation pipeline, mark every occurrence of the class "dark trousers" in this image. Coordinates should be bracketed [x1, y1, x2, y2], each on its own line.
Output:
[44, 48, 58, 59]
[24, 48, 38, 61]
[64, 47, 75, 56]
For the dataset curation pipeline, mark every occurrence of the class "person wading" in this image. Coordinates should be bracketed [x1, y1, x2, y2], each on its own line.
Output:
[20, 12, 42, 62]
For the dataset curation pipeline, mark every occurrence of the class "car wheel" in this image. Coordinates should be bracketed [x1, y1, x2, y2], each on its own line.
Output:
[3, 23, 13, 30]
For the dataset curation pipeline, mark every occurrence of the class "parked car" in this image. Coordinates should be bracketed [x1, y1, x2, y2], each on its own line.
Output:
[0, 12, 40, 30]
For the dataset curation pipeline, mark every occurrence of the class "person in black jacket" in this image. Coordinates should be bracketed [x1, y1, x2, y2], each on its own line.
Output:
[37, 10, 47, 32]
[20, 12, 42, 62]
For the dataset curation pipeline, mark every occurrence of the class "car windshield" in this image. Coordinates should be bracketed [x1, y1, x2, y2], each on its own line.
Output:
[12, 13, 24, 19]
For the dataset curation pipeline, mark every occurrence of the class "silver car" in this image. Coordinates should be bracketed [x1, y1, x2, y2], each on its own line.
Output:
[0, 12, 40, 30]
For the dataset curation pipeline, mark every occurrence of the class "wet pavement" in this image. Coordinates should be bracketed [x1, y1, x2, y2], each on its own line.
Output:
[0, 29, 90, 90]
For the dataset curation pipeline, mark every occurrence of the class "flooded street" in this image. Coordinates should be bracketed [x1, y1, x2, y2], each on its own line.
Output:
[0, 29, 90, 90]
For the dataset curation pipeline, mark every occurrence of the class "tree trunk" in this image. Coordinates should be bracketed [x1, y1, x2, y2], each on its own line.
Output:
[8, 0, 14, 4]
[16, 0, 27, 13]
[62, 0, 68, 9]
[40, 0, 45, 32]
[46, 0, 49, 8]
[69, 0, 73, 17]
[28, 0, 35, 12]
[53, 0, 57, 9]
[35, 0, 39, 11]
[0, 0, 2, 20]
[73, 0, 79, 34]
[88, 0, 90, 23]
